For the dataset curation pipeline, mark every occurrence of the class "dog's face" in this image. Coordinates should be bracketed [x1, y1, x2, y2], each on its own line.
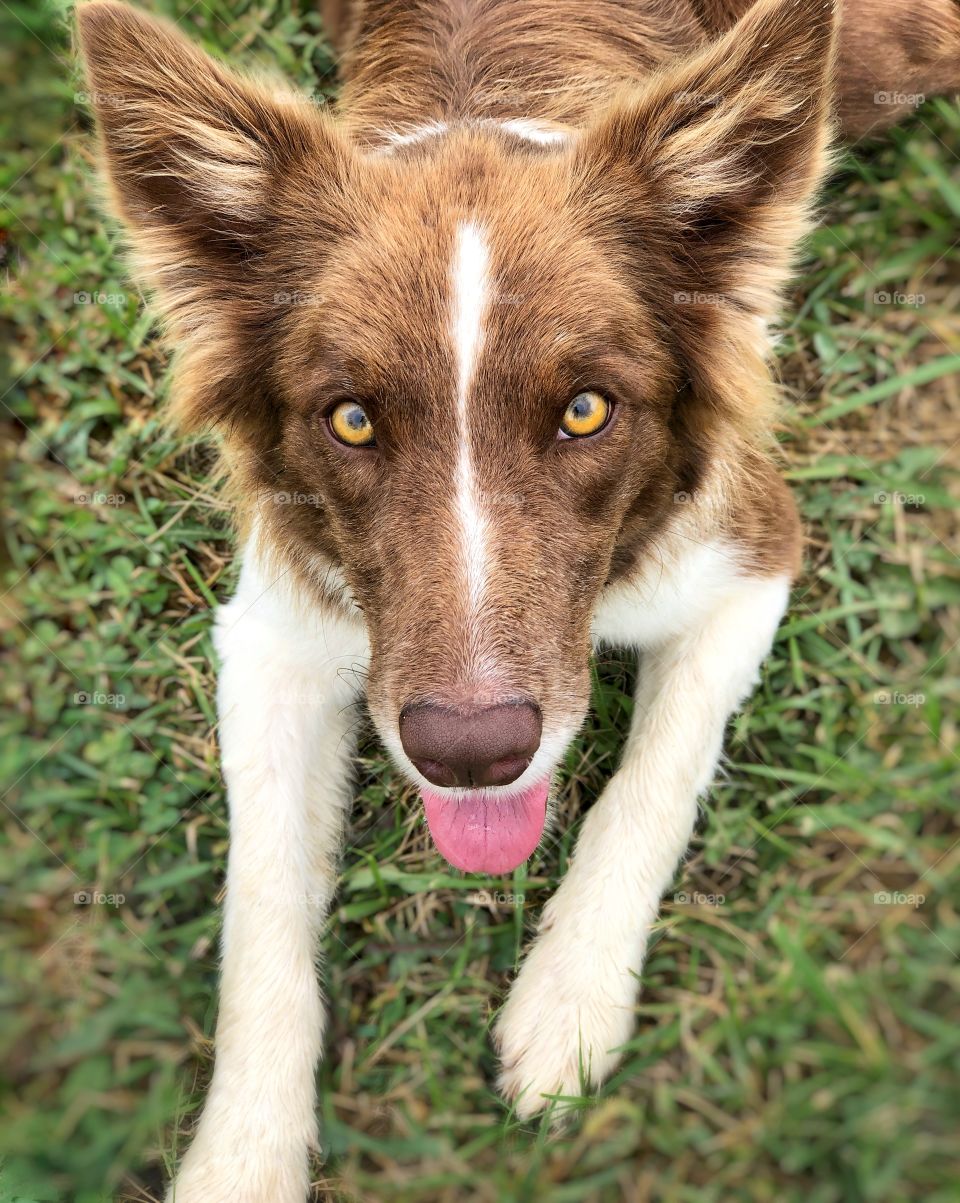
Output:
[79, 0, 833, 871]
[273, 138, 675, 787]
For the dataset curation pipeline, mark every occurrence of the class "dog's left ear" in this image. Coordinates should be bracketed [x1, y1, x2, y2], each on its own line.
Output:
[578, 0, 837, 414]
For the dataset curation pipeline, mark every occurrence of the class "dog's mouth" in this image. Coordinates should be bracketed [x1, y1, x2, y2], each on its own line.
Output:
[420, 779, 550, 875]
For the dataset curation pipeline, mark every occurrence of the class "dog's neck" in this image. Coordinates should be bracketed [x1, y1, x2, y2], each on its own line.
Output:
[334, 0, 709, 141]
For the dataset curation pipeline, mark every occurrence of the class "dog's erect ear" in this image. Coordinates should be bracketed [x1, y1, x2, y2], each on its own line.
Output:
[77, 0, 348, 261]
[76, 1, 351, 433]
[579, 0, 837, 310]
[577, 0, 837, 428]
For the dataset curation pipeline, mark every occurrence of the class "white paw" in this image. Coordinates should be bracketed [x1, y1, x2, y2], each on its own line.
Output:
[167, 1128, 310, 1203]
[494, 929, 639, 1121]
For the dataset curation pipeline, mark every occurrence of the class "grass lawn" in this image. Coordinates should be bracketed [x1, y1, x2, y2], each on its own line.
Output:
[2, 2, 959, 1201]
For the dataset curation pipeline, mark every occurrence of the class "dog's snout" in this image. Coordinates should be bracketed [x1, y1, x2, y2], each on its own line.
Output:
[399, 699, 542, 789]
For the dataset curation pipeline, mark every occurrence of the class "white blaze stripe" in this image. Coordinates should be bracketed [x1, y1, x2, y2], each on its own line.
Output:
[450, 221, 491, 613]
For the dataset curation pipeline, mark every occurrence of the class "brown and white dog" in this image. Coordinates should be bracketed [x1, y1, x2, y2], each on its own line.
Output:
[76, 0, 960, 1198]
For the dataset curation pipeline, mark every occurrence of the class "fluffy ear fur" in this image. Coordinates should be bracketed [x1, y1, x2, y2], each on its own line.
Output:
[76, 0, 351, 433]
[577, 0, 838, 434]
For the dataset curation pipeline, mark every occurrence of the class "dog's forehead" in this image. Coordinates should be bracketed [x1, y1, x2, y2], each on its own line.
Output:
[309, 140, 642, 408]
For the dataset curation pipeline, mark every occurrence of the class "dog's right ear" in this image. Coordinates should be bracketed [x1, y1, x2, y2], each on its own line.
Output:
[76, 1, 349, 263]
[76, 1, 351, 432]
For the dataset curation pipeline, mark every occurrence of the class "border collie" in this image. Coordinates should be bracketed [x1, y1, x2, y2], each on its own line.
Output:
[77, 1, 960, 1198]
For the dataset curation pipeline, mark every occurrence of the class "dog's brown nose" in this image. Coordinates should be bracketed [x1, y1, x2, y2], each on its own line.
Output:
[399, 700, 542, 789]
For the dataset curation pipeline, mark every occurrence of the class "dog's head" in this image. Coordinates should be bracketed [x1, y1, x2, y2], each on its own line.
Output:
[78, 0, 835, 872]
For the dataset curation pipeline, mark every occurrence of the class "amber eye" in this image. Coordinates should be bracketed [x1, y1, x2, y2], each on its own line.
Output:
[329, 400, 375, 447]
[559, 391, 611, 439]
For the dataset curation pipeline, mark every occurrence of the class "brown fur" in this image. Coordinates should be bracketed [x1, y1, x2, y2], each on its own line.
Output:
[324, 0, 960, 138]
[76, 0, 957, 726]
[325, 0, 705, 136]
[695, 0, 960, 135]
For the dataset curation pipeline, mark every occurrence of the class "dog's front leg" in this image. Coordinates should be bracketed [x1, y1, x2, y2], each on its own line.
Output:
[495, 572, 790, 1120]
[169, 551, 367, 1203]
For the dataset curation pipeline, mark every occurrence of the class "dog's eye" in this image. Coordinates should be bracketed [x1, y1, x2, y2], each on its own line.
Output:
[559, 391, 611, 439]
[329, 400, 375, 448]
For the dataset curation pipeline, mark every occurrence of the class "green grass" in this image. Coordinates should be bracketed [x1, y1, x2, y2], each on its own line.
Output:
[2, 3, 959, 1201]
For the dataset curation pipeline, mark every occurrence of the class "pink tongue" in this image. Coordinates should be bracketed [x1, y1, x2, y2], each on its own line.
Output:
[421, 780, 549, 875]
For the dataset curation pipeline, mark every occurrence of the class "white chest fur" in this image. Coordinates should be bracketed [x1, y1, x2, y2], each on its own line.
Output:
[592, 537, 748, 651]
